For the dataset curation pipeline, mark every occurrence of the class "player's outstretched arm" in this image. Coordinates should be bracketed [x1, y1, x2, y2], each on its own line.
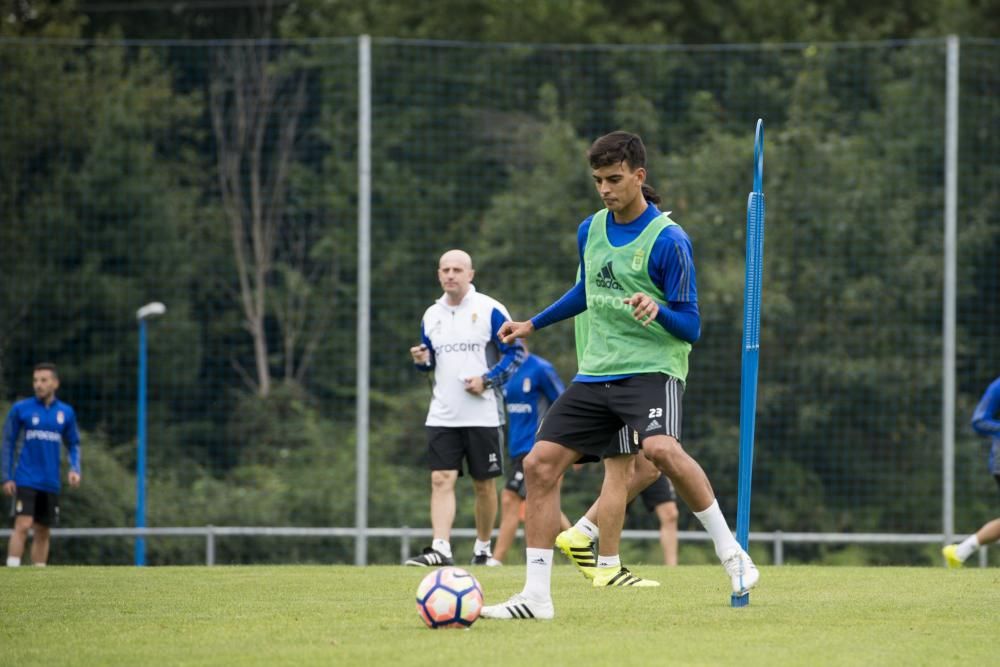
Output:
[499, 320, 534, 344]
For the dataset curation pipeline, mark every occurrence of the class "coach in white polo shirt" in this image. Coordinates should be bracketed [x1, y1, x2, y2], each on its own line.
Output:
[406, 249, 524, 568]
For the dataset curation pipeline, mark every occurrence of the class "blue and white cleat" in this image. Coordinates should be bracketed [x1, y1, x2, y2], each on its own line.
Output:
[723, 548, 759, 596]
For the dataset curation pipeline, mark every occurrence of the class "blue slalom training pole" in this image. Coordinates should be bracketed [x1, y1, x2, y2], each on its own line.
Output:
[732, 119, 765, 608]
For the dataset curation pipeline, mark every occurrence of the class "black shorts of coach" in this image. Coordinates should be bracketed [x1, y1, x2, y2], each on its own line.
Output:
[10, 486, 60, 527]
[426, 426, 505, 480]
[537, 372, 684, 463]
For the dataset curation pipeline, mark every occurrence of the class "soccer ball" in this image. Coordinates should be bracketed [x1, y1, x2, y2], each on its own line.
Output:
[415, 566, 484, 629]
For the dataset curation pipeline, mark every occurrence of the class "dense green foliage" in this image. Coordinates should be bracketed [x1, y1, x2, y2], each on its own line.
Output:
[0, 2, 997, 565]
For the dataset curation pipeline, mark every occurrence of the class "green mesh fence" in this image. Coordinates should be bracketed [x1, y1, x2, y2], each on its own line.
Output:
[0, 37, 997, 564]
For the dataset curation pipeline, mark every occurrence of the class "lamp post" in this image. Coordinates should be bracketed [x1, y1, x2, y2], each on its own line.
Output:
[135, 301, 166, 566]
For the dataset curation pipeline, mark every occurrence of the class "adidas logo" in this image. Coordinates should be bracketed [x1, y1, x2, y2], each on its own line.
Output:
[505, 603, 536, 619]
[488, 462, 501, 473]
[594, 261, 624, 291]
[529, 557, 547, 565]
[646, 419, 661, 431]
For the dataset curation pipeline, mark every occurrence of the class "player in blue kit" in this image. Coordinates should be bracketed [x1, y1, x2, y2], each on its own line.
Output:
[492, 343, 571, 565]
[3, 363, 81, 567]
[942, 375, 1000, 567]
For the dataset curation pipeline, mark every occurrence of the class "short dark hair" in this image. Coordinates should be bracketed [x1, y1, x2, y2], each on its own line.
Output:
[588, 131, 662, 205]
[33, 362, 58, 378]
[587, 131, 647, 170]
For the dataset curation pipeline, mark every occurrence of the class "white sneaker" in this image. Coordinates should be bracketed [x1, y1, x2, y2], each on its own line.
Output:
[481, 593, 554, 620]
[722, 548, 759, 595]
[485, 557, 502, 567]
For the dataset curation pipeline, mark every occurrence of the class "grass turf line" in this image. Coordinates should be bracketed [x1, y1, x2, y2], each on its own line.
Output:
[0, 565, 995, 666]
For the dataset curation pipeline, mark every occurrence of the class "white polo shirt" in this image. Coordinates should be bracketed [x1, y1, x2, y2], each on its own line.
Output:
[419, 285, 517, 427]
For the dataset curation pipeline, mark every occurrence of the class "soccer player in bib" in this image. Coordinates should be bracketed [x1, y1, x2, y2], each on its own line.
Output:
[482, 131, 757, 620]
[3, 363, 82, 567]
[407, 249, 523, 567]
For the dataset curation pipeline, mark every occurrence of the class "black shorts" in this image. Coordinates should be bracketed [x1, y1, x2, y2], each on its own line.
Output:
[638, 475, 677, 512]
[603, 426, 641, 457]
[504, 454, 527, 498]
[10, 486, 59, 526]
[537, 373, 684, 463]
[426, 426, 504, 480]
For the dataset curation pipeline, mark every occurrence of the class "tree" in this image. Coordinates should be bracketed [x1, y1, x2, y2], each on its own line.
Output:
[210, 42, 308, 396]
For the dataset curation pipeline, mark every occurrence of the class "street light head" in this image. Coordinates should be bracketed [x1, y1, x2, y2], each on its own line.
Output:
[136, 302, 167, 321]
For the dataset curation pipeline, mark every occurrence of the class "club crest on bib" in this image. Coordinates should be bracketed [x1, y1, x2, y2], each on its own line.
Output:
[522, 378, 532, 393]
[32, 415, 39, 425]
[57, 411, 65, 425]
[632, 249, 645, 271]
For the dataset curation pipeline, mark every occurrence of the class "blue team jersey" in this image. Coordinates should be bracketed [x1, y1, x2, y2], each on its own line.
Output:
[971, 376, 1000, 475]
[2, 397, 81, 494]
[503, 355, 565, 458]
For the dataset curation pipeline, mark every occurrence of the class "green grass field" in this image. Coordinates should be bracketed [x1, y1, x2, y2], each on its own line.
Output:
[1, 564, 995, 666]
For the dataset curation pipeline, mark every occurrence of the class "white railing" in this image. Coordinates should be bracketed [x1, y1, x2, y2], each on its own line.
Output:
[0, 526, 989, 567]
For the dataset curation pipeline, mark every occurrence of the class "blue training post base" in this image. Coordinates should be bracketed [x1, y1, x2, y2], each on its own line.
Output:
[731, 593, 749, 608]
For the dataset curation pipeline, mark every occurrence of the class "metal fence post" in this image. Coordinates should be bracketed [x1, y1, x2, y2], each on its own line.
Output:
[773, 530, 784, 566]
[941, 34, 959, 545]
[355, 33, 373, 568]
[206, 525, 215, 567]
[400, 526, 411, 563]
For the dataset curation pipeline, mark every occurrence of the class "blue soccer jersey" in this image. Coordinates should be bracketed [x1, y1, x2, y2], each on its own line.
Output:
[971, 375, 1000, 475]
[503, 354, 565, 458]
[2, 397, 81, 494]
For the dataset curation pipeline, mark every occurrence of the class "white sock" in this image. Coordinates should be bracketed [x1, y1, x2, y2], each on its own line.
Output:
[33, 562, 46, 567]
[575, 516, 599, 541]
[693, 499, 741, 560]
[431, 538, 453, 558]
[473, 538, 492, 555]
[522, 548, 553, 602]
[597, 554, 620, 569]
[955, 534, 980, 561]
[6, 557, 20, 567]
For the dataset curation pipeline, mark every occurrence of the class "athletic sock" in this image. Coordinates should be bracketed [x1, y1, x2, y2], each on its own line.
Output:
[575, 516, 599, 541]
[955, 534, 981, 562]
[597, 554, 621, 569]
[473, 538, 492, 555]
[33, 562, 46, 567]
[522, 548, 553, 602]
[693, 499, 741, 560]
[431, 538, 453, 558]
[6, 557, 20, 567]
